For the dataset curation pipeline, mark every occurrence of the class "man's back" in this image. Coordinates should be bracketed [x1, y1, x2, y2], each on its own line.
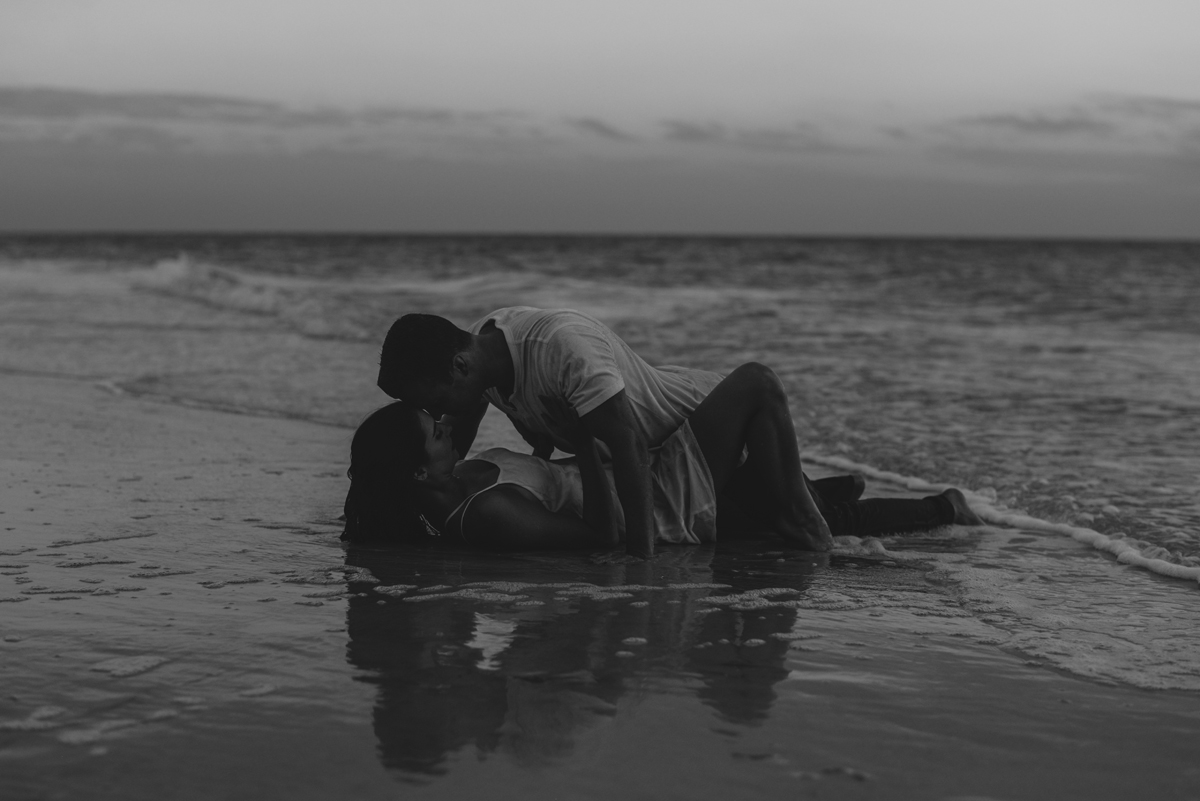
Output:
[470, 307, 721, 454]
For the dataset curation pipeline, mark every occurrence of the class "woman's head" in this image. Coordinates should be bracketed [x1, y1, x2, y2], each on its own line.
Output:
[342, 402, 449, 543]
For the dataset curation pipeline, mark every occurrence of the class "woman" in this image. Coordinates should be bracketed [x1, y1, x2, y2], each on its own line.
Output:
[342, 363, 982, 550]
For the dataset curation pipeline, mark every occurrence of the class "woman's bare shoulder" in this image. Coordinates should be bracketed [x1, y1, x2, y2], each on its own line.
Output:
[457, 484, 597, 551]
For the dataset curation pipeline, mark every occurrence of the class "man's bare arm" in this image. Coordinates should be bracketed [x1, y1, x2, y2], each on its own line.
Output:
[539, 393, 618, 547]
[510, 414, 556, 460]
[580, 391, 655, 559]
[445, 400, 488, 457]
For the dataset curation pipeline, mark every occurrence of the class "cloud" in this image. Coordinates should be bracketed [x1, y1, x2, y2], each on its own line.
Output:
[913, 95, 1200, 164]
[0, 86, 277, 121]
[0, 86, 555, 158]
[0, 86, 357, 132]
[18, 84, 1194, 166]
[662, 120, 836, 153]
[566, 117, 636, 141]
[959, 112, 1114, 136]
[0, 86, 849, 162]
[1097, 95, 1200, 120]
[0, 86, 529, 130]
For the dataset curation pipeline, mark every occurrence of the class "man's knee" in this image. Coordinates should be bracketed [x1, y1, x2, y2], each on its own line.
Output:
[733, 362, 787, 404]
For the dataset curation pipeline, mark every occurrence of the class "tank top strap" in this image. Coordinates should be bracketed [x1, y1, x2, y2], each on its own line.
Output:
[446, 485, 492, 544]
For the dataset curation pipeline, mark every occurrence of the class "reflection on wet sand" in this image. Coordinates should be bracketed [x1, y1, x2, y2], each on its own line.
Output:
[342, 545, 826, 780]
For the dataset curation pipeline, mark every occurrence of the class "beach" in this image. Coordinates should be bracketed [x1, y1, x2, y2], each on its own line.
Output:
[3, 235, 1200, 799]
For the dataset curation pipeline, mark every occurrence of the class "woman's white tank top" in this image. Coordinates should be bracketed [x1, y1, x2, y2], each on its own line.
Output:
[449, 448, 585, 532]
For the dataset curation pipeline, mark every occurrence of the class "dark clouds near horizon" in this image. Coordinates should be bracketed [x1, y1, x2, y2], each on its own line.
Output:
[2, 86, 1198, 237]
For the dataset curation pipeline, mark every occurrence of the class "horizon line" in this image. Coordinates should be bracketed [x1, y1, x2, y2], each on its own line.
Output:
[2, 229, 1198, 245]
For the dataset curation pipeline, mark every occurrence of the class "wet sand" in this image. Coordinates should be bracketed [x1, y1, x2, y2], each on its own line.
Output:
[4, 371, 1200, 800]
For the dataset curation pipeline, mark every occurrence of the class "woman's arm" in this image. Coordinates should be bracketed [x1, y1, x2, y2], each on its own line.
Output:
[457, 486, 611, 551]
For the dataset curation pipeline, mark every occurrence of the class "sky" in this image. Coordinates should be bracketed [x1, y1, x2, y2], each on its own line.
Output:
[1, 0, 1198, 236]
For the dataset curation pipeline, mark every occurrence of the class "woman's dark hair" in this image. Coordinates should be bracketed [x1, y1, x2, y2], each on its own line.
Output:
[342, 402, 430, 543]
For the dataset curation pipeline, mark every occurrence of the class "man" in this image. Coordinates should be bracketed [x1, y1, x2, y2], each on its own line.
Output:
[377, 307, 733, 558]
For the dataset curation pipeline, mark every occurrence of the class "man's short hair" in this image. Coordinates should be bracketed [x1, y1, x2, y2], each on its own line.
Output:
[378, 314, 471, 396]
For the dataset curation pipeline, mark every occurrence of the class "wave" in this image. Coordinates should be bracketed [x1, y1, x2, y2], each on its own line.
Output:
[120, 254, 786, 349]
[137, 251, 770, 309]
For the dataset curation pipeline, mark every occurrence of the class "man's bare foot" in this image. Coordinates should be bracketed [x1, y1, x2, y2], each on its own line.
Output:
[941, 488, 984, 526]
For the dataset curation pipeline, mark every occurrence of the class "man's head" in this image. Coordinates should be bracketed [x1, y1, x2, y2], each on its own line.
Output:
[377, 314, 483, 416]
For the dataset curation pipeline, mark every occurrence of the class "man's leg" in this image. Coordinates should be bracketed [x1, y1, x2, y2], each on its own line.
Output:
[810, 474, 866, 504]
[687, 363, 833, 550]
[717, 472, 862, 537]
[820, 488, 983, 537]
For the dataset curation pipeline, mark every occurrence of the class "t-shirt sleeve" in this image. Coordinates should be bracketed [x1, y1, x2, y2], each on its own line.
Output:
[551, 323, 626, 417]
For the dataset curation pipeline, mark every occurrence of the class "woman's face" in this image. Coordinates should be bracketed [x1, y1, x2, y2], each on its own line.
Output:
[417, 410, 458, 478]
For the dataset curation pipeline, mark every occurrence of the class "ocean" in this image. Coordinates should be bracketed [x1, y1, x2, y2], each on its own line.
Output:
[2, 235, 1199, 799]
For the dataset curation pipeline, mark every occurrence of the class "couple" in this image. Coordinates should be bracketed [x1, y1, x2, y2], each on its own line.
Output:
[342, 307, 980, 557]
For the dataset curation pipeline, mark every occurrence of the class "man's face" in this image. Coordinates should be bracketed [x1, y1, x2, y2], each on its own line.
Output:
[397, 374, 480, 418]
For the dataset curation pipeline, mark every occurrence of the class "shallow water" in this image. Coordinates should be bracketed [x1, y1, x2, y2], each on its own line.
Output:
[2, 235, 1199, 798]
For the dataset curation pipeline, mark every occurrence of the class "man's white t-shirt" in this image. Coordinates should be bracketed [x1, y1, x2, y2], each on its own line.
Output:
[469, 307, 722, 454]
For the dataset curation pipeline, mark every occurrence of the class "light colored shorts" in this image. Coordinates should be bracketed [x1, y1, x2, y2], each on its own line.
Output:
[649, 420, 718, 544]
